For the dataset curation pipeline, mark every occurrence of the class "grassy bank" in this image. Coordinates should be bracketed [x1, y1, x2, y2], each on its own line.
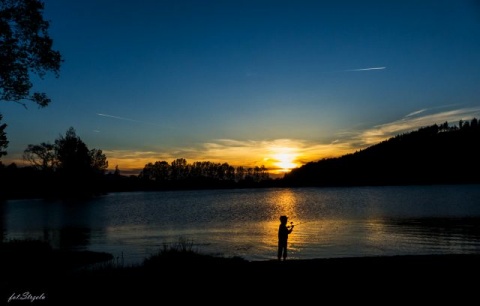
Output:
[2, 239, 479, 305]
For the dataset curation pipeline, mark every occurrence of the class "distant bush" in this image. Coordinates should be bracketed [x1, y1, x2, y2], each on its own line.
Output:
[143, 237, 247, 268]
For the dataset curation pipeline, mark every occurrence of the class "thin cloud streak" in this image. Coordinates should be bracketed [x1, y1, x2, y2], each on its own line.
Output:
[406, 109, 427, 117]
[344, 66, 386, 72]
[96, 113, 167, 128]
[97, 113, 141, 123]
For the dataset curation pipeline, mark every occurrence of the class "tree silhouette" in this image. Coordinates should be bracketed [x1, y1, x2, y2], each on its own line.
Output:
[55, 127, 92, 178]
[235, 166, 245, 182]
[0, 0, 63, 107]
[1, 0, 63, 162]
[23, 142, 56, 171]
[89, 148, 108, 175]
[471, 118, 478, 128]
[0, 114, 7, 158]
[20, 127, 108, 198]
[138, 158, 272, 190]
[113, 165, 120, 176]
[283, 118, 480, 186]
[170, 158, 188, 180]
[140, 161, 170, 181]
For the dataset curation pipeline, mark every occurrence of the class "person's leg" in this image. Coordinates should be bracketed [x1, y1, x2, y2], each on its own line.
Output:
[283, 247, 287, 261]
[277, 245, 282, 261]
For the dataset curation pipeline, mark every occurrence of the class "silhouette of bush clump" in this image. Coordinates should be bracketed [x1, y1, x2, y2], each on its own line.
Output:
[143, 238, 247, 269]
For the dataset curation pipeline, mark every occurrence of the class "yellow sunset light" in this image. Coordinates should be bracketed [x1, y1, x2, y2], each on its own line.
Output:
[276, 153, 296, 170]
[272, 148, 300, 173]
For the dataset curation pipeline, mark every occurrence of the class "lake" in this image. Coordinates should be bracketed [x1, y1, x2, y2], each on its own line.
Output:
[2, 184, 480, 266]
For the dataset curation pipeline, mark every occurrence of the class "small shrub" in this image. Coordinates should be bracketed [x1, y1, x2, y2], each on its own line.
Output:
[143, 237, 247, 268]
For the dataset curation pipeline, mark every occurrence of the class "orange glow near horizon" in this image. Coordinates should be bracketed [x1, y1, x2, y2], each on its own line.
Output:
[102, 143, 309, 176]
[105, 153, 302, 176]
[5, 109, 480, 177]
[4, 138, 356, 177]
[91, 141, 351, 176]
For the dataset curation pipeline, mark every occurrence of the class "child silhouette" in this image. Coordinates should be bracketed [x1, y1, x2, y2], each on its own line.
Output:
[278, 215, 294, 261]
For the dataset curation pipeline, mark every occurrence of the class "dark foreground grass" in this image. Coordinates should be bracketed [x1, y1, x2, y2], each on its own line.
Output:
[2, 239, 480, 305]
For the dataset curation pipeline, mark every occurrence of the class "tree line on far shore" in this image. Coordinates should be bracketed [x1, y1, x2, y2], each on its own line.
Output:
[0, 125, 277, 200]
[1, 118, 479, 200]
[283, 118, 480, 187]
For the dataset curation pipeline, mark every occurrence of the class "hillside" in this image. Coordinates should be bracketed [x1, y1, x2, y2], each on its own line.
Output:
[283, 119, 480, 186]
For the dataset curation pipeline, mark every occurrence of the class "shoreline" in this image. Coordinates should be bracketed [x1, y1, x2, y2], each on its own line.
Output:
[2, 253, 479, 304]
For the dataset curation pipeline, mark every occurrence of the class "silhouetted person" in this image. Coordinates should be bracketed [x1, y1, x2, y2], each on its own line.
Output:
[278, 215, 293, 261]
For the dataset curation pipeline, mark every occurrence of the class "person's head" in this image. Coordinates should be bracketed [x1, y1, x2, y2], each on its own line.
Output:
[280, 215, 288, 224]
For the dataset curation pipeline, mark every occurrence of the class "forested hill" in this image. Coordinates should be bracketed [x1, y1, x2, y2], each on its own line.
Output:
[283, 118, 480, 186]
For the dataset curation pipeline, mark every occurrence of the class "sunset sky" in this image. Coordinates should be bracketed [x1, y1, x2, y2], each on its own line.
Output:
[1, 0, 480, 176]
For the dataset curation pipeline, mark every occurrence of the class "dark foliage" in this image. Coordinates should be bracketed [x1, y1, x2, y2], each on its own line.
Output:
[0, 0, 63, 107]
[0, 113, 7, 158]
[2, 238, 478, 305]
[283, 119, 480, 186]
[0, 127, 108, 199]
[1, 119, 479, 200]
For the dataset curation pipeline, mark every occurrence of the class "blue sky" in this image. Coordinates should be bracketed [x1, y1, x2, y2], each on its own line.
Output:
[1, 0, 480, 175]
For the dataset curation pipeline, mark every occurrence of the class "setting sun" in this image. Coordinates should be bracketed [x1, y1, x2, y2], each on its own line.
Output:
[272, 147, 300, 173]
[275, 153, 296, 171]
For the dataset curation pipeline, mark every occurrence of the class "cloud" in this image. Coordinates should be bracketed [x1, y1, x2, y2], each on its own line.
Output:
[97, 113, 140, 123]
[353, 106, 480, 147]
[405, 109, 427, 117]
[344, 66, 386, 72]
[105, 138, 355, 175]
[96, 113, 166, 128]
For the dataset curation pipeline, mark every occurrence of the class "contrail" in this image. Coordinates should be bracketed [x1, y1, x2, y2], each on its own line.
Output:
[345, 66, 386, 72]
[96, 113, 141, 123]
[96, 113, 172, 128]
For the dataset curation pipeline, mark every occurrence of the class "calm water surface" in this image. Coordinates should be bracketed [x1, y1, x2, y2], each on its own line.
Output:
[2, 185, 480, 265]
